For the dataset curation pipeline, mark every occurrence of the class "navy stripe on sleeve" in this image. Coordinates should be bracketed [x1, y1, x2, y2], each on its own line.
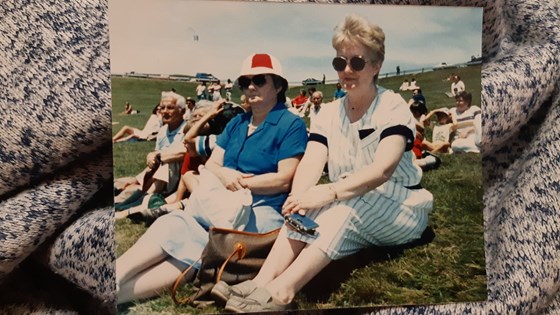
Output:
[380, 125, 414, 151]
[309, 133, 328, 148]
[204, 136, 212, 157]
[358, 128, 375, 140]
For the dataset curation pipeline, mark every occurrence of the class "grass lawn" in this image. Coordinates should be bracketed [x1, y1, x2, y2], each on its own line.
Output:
[113, 65, 486, 314]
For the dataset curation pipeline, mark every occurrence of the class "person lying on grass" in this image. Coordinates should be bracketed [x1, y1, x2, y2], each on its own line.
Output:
[112, 103, 162, 143]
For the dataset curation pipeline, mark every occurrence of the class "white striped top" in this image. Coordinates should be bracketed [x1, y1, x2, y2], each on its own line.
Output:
[309, 86, 422, 188]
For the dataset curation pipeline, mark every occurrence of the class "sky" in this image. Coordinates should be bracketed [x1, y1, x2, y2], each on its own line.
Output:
[108, 0, 483, 84]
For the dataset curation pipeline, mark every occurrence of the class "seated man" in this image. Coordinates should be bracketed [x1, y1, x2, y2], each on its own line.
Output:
[116, 99, 249, 221]
[407, 88, 427, 109]
[114, 91, 187, 206]
[304, 91, 324, 124]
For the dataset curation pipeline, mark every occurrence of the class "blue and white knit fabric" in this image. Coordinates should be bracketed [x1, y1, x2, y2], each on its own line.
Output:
[0, 0, 558, 314]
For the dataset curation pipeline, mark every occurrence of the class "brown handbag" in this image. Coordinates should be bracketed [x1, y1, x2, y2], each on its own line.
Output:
[171, 226, 280, 306]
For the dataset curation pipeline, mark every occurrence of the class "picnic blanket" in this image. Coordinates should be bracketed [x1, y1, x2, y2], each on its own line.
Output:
[0, 0, 558, 314]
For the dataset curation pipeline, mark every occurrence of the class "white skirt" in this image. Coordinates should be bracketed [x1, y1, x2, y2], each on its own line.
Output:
[285, 182, 433, 260]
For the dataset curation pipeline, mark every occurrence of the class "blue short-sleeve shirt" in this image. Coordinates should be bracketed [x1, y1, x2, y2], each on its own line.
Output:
[216, 101, 308, 210]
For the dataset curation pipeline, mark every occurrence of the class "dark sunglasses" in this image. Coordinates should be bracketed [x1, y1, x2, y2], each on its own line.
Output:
[237, 74, 267, 89]
[332, 56, 368, 72]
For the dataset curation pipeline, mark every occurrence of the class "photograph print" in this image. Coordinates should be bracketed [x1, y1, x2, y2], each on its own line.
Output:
[110, 1, 486, 314]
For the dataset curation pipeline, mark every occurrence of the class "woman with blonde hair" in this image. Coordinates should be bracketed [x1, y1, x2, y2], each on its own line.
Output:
[215, 14, 433, 313]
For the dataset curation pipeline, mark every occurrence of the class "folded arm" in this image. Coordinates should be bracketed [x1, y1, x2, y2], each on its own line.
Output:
[205, 146, 302, 194]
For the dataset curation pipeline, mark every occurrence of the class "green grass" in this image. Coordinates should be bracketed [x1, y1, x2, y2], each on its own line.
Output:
[113, 65, 486, 314]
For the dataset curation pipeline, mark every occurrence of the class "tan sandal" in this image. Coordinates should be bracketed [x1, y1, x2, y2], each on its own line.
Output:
[211, 280, 257, 304]
[224, 287, 296, 313]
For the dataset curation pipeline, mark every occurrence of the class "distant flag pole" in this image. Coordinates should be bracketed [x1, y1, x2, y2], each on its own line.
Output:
[188, 27, 199, 42]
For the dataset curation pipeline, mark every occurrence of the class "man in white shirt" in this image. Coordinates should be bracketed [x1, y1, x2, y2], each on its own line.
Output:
[141, 92, 188, 195]
[306, 91, 325, 123]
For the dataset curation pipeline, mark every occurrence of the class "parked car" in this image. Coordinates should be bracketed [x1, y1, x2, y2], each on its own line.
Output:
[195, 73, 220, 83]
[302, 78, 322, 86]
[433, 62, 456, 70]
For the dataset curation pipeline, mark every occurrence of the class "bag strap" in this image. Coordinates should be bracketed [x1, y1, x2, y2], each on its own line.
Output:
[171, 257, 201, 305]
[216, 241, 246, 283]
[170, 242, 246, 305]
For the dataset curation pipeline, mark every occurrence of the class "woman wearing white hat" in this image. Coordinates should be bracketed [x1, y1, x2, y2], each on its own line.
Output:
[115, 53, 308, 304]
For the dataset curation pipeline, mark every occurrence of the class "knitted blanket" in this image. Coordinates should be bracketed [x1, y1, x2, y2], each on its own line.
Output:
[0, 0, 558, 314]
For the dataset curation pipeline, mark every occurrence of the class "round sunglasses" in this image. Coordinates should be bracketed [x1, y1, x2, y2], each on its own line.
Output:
[332, 56, 369, 72]
[237, 74, 267, 89]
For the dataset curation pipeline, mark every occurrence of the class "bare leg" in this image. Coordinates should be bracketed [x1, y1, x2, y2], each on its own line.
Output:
[116, 225, 170, 285]
[144, 179, 167, 194]
[252, 230, 306, 287]
[264, 245, 331, 304]
[114, 177, 139, 192]
[114, 202, 150, 220]
[118, 258, 195, 304]
[114, 183, 141, 204]
[112, 126, 138, 142]
[115, 134, 139, 143]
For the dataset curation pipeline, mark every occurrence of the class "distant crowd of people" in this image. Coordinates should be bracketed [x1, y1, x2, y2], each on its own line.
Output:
[403, 73, 480, 171]
[195, 79, 235, 102]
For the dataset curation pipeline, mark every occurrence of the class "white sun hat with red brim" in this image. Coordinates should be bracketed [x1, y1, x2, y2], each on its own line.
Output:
[239, 53, 286, 80]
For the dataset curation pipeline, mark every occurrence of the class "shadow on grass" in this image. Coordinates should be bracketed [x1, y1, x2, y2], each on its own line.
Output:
[302, 227, 436, 302]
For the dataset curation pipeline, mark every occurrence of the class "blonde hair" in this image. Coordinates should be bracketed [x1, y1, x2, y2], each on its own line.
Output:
[332, 14, 385, 80]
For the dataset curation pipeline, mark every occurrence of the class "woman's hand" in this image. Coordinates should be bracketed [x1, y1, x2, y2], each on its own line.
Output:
[282, 184, 336, 216]
[218, 167, 253, 191]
